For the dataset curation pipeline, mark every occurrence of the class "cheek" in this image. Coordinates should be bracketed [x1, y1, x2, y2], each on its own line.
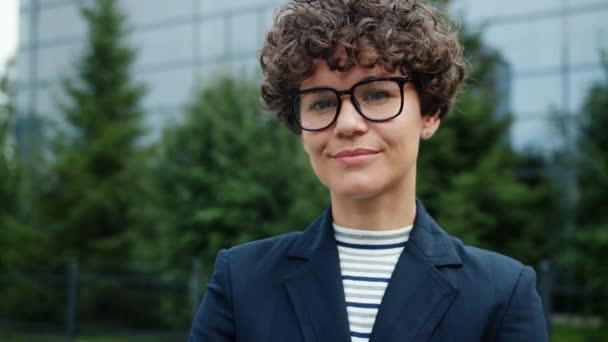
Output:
[300, 134, 326, 174]
[300, 133, 330, 181]
[383, 123, 421, 165]
[300, 132, 325, 156]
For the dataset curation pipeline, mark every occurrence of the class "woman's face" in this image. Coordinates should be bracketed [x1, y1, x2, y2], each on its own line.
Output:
[299, 61, 439, 201]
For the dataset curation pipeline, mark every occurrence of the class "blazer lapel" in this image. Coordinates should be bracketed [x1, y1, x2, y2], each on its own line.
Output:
[369, 199, 463, 342]
[283, 207, 351, 342]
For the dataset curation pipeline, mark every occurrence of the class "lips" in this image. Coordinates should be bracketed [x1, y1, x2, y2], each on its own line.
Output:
[333, 148, 380, 158]
[331, 148, 380, 166]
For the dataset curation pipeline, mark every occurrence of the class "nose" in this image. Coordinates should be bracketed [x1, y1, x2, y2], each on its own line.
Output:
[333, 96, 368, 137]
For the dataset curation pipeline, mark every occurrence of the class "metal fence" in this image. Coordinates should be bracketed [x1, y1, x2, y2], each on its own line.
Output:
[538, 259, 607, 340]
[0, 260, 204, 341]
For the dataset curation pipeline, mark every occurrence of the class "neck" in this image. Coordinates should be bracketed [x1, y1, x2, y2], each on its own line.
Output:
[330, 169, 417, 231]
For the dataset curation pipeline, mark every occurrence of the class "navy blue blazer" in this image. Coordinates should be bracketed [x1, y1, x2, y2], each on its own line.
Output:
[189, 200, 548, 341]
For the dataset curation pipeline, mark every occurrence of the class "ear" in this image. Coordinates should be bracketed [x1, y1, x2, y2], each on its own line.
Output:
[420, 110, 441, 140]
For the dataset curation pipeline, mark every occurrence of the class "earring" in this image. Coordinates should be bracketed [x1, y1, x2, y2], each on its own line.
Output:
[424, 130, 432, 138]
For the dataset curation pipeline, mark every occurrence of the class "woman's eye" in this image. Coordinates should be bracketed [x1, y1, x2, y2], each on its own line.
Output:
[310, 99, 336, 111]
[365, 90, 388, 101]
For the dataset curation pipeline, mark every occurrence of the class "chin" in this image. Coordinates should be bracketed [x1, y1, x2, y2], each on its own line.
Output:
[330, 181, 384, 200]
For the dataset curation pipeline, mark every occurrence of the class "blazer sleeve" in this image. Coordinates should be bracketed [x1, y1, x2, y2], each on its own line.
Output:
[188, 249, 235, 342]
[495, 266, 548, 342]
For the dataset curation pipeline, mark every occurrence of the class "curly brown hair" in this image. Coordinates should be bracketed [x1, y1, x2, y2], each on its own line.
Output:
[259, 0, 466, 134]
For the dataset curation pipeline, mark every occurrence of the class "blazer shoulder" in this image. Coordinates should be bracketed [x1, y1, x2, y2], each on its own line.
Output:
[443, 238, 547, 341]
[224, 231, 302, 270]
[449, 237, 530, 286]
[452, 236, 523, 267]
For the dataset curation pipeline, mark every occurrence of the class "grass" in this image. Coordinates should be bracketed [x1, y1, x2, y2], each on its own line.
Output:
[2, 321, 607, 341]
[552, 321, 608, 342]
[0, 331, 187, 342]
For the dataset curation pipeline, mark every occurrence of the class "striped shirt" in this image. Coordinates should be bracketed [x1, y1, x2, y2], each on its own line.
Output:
[333, 223, 412, 342]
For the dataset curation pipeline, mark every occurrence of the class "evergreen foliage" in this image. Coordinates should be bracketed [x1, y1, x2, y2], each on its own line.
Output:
[129, 76, 326, 328]
[39, 0, 146, 273]
[32, 0, 160, 328]
[0, 59, 24, 270]
[0, 60, 16, 209]
[0, 58, 50, 271]
[0, 59, 56, 323]
[417, 26, 561, 265]
[574, 52, 608, 288]
[137, 76, 326, 275]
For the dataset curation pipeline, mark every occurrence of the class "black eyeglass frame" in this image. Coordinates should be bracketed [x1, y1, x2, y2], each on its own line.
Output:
[292, 75, 413, 132]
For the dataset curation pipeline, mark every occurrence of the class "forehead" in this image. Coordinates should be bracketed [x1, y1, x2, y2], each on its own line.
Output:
[300, 60, 393, 90]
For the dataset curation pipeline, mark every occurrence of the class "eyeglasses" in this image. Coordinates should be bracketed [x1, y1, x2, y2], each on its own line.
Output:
[292, 75, 413, 131]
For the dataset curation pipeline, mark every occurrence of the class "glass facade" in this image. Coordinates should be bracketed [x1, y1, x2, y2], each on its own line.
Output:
[451, 0, 608, 152]
[15, 0, 280, 151]
[14, 0, 608, 154]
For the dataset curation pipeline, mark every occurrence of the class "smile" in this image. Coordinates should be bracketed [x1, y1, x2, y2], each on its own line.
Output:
[332, 148, 381, 166]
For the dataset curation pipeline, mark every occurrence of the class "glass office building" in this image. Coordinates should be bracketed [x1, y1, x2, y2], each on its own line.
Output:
[451, 0, 608, 153]
[15, 0, 608, 155]
[15, 0, 281, 156]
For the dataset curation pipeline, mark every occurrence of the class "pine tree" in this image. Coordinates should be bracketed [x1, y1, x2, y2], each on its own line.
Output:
[33, 0, 154, 327]
[417, 26, 562, 265]
[575, 52, 608, 288]
[1, 58, 58, 324]
[138, 76, 325, 273]
[40, 0, 145, 272]
[0, 57, 50, 271]
[130, 76, 326, 327]
[0, 58, 17, 243]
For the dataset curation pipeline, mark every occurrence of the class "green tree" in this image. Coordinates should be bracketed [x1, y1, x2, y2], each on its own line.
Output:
[131, 76, 326, 327]
[139, 76, 325, 272]
[39, 0, 146, 272]
[417, 27, 562, 265]
[36, 0, 155, 328]
[0, 58, 21, 269]
[575, 52, 608, 288]
[0, 57, 51, 271]
[0, 58, 56, 323]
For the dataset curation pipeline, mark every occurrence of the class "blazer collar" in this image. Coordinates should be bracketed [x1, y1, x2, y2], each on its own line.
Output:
[407, 198, 463, 267]
[283, 199, 463, 342]
[283, 203, 351, 342]
[287, 198, 463, 267]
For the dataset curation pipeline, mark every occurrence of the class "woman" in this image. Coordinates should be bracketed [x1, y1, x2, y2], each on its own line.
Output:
[189, 0, 547, 341]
